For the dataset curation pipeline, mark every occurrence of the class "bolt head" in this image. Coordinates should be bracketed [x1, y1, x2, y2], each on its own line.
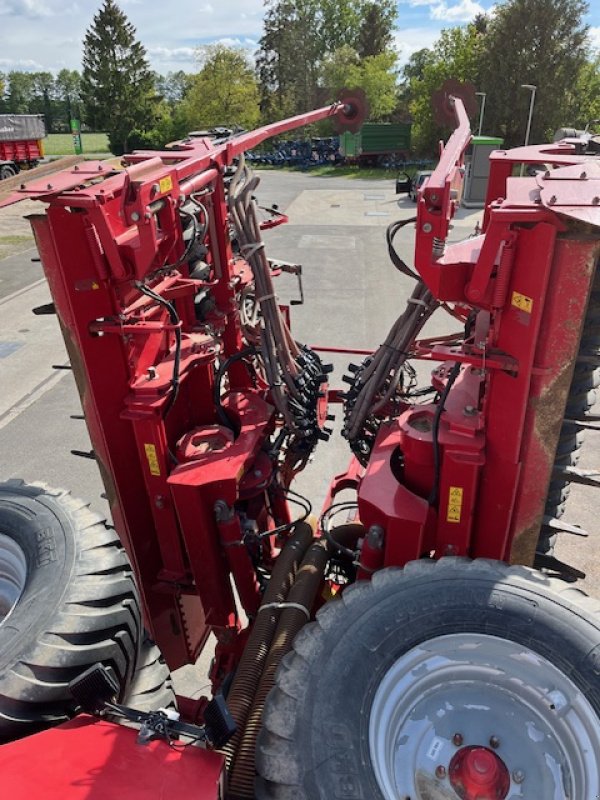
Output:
[435, 765, 447, 779]
[452, 733, 464, 746]
[422, 222, 433, 233]
[512, 768, 525, 783]
[489, 735, 500, 749]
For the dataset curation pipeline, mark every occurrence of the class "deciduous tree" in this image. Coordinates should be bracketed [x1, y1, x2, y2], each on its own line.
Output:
[480, 0, 589, 145]
[408, 25, 485, 154]
[183, 45, 260, 131]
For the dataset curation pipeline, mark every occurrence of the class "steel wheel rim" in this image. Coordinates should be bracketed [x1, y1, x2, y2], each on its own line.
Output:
[368, 632, 600, 799]
[0, 533, 27, 626]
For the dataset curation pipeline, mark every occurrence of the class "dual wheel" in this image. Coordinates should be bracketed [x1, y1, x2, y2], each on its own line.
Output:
[256, 559, 600, 799]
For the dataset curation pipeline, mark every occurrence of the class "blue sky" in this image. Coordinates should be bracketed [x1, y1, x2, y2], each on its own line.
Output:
[0, 0, 598, 75]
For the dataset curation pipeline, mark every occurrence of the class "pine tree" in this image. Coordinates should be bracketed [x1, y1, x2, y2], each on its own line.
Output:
[81, 0, 156, 154]
[357, 1, 396, 58]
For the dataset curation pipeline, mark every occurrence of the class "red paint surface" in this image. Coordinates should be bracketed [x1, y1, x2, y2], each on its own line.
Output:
[0, 716, 224, 800]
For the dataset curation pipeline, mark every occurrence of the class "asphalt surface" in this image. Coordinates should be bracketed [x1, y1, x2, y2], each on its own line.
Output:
[0, 170, 598, 700]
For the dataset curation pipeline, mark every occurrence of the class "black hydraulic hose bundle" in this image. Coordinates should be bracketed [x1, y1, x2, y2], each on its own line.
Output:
[223, 522, 313, 769]
[226, 525, 363, 799]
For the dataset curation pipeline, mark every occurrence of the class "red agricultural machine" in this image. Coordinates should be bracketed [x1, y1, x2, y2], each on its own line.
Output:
[0, 93, 599, 799]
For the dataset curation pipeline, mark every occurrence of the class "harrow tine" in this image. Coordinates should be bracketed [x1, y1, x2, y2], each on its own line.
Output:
[71, 449, 96, 460]
[552, 465, 600, 488]
[542, 516, 590, 537]
[563, 417, 600, 430]
[575, 354, 600, 366]
[533, 553, 586, 581]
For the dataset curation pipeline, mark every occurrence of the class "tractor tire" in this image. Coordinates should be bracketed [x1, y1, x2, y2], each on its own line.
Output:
[122, 636, 176, 713]
[0, 480, 141, 741]
[256, 559, 600, 800]
[0, 165, 15, 181]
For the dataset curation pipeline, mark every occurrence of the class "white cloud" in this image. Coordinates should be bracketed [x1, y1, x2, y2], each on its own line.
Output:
[431, 0, 485, 22]
[0, 0, 53, 17]
[589, 26, 600, 51]
[211, 36, 257, 49]
[148, 46, 197, 63]
[0, 56, 46, 69]
[393, 27, 441, 66]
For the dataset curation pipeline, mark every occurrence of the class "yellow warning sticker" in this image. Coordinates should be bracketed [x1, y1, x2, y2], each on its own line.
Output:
[511, 291, 533, 314]
[159, 176, 173, 194]
[447, 486, 463, 523]
[144, 443, 161, 476]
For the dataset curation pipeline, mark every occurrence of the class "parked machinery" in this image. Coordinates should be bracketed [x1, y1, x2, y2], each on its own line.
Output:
[0, 114, 46, 179]
[0, 94, 599, 800]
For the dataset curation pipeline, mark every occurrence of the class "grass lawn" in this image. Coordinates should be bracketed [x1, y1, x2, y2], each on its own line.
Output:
[44, 132, 111, 156]
[256, 164, 429, 180]
[256, 164, 395, 180]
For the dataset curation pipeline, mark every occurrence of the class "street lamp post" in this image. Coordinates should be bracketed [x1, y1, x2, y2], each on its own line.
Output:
[475, 92, 486, 136]
[520, 83, 537, 175]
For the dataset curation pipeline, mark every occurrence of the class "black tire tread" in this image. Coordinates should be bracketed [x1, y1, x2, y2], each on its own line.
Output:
[256, 558, 600, 799]
[0, 480, 141, 740]
[122, 638, 176, 713]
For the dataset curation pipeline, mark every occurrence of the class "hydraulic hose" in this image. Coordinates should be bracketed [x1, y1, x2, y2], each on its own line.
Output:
[223, 521, 313, 767]
[227, 525, 364, 799]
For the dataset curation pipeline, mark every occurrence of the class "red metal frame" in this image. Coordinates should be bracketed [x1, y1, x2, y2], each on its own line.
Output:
[1, 101, 354, 680]
[0, 715, 225, 799]
[353, 101, 600, 571]
[3, 100, 600, 777]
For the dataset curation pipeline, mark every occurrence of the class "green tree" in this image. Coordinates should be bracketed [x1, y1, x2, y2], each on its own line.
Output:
[357, 1, 397, 58]
[81, 0, 157, 154]
[257, 0, 397, 121]
[155, 71, 193, 107]
[183, 45, 260, 131]
[5, 72, 36, 114]
[29, 72, 57, 131]
[321, 46, 397, 120]
[55, 70, 82, 127]
[407, 25, 485, 155]
[564, 56, 600, 130]
[480, 0, 589, 145]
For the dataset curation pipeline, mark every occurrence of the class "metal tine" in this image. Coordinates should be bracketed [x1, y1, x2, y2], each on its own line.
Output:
[575, 354, 600, 366]
[553, 465, 600, 488]
[563, 417, 600, 430]
[70, 449, 96, 460]
[533, 553, 586, 581]
[542, 516, 590, 537]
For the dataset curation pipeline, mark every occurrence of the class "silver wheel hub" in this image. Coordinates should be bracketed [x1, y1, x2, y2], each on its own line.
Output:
[368, 633, 600, 799]
[0, 533, 27, 625]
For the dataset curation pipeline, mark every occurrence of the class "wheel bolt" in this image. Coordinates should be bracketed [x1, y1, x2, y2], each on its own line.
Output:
[435, 765, 447, 779]
[489, 735, 500, 749]
[512, 769, 525, 784]
[452, 733, 464, 746]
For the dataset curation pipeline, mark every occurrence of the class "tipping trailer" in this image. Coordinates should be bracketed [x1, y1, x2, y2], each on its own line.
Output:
[339, 121, 411, 165]
[0, 114, 46, 180]
[0, 94, 599, 800]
